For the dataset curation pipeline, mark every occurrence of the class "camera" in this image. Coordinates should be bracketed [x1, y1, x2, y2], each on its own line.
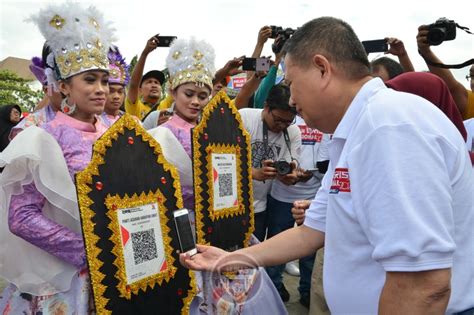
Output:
[269, 25, 296, 54]
[273, 160, 292, 176]
[427, 18, 456, 46]
[270, 26, 283, 39]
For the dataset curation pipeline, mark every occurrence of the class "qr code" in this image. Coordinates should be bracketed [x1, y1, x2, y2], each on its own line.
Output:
[131, 229, 158, 265]
[218, 173, 233, 197]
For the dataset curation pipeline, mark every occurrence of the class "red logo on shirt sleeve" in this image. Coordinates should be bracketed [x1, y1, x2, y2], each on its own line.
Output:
[330, 168, 351, 193]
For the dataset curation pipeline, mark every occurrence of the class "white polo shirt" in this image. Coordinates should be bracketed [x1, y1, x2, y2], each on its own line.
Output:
[464, 118, 474, 152]
[304, 78, 474, 314]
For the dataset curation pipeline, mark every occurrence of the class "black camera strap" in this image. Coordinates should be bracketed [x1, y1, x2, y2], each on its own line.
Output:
[456, 23, 474, 36]
[421, 23, 474, 69]
[422, 55, 474, 69]
[262, 120, 294, 163]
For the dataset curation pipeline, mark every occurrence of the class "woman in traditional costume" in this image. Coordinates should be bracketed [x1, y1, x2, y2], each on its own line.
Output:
[0, 3, 112, 313]
[149, 38, 287, 315]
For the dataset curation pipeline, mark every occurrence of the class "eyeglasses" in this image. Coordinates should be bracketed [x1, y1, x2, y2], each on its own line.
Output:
[467, 74, 473, 81]
[270, 110, 296, 126]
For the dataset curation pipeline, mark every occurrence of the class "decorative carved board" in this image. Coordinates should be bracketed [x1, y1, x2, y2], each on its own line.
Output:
[76, 114, 196, 314]
[192, 91, 255, 251]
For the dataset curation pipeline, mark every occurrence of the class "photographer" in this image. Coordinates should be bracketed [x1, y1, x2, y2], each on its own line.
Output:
[417, 24, 474, 119]
[247, 26, 273, 78]
[238, 84, 301, 242]
[370, 37, 415, 82]
[266, 115, 330, 306]
[125, 34, 168, 120]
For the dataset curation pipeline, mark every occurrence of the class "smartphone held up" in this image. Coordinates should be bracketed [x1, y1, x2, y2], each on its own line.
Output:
[242, 57, 271, 72]
[173, 209, 197, 256]
[361, 39, 388, 54]
[153, 35, 178, 47]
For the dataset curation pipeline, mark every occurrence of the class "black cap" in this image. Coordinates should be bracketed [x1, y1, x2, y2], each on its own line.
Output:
[140, 70, 165, 87]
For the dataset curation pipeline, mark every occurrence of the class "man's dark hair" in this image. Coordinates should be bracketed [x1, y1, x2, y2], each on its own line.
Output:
[282, 17, 370, 79]
[265, 84, 295, 113]
[370, 57, 403, 80]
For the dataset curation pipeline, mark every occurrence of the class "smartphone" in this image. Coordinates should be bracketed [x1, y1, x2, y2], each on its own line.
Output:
[361, 39, 388, 54]
[160, 110, 173, 117]
[173, 209, 197, 256]
[242, 57, 271, 72]
[154, 35, 177, 47]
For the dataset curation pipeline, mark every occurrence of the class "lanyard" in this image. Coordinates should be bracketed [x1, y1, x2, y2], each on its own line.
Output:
[262, 120, 293, 162]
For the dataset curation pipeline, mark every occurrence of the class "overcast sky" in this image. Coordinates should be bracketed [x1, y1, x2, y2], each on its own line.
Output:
[1, 0, 473, 88]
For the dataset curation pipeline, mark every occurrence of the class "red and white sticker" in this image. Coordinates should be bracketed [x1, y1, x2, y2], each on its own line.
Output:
[330, 168, 351, 193]
[298, 125, 323, 145]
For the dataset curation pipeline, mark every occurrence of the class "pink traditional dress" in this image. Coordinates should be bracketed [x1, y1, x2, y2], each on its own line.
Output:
[150, 114, 288, 315]
[99, 110, 125, 128]
[0, 112, 107, 314]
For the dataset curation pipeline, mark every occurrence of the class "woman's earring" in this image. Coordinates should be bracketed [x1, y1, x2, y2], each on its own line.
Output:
[61, 97, 76, 115]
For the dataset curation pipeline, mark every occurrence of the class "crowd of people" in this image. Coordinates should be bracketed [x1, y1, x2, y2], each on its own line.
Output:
[0, 2, 473, 315]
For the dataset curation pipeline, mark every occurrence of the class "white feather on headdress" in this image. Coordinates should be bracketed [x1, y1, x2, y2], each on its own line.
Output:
[166, 37, 216, 90]
[28, 2, 115, 83]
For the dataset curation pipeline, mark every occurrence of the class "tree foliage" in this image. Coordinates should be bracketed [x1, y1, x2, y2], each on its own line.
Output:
[128, 55, 138, 77]
[0, 70, 44, 112]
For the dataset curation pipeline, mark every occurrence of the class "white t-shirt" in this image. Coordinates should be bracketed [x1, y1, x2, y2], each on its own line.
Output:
[142, 105, 174, 130]
[464, 118, 474, 152]
[271, 116, 330, 202]
[142, 110, 160, 130]
[304, 78, 474, 314]
[239, 108, 301, 213]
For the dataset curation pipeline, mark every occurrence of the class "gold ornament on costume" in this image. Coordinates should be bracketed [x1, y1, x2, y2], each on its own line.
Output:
[56, 47, 108, 78]
[172, 51, 181, 60]
[193, 50, 203, 60]
[110, 69, 119, 78]
[194, 62, 204, 70]
[49, 14, 65, 29]
[171, 68, 213, 91]
[89, 17, 99, 29]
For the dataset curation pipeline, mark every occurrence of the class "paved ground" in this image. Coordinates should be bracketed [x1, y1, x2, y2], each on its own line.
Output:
[0, 274, 309, 314]
[283, 272, 310, 315]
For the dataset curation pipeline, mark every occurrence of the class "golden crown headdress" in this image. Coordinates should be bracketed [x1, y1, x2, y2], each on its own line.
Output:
[30, 3, 115, 88]
[165, 37, 216, 90]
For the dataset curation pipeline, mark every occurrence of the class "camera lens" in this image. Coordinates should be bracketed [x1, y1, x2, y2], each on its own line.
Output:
[275, 161, 292, 176]
[427, 27, 447, 46]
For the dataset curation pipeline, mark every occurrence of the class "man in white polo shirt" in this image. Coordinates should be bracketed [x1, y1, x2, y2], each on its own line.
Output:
[181, 17, 474, 315]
